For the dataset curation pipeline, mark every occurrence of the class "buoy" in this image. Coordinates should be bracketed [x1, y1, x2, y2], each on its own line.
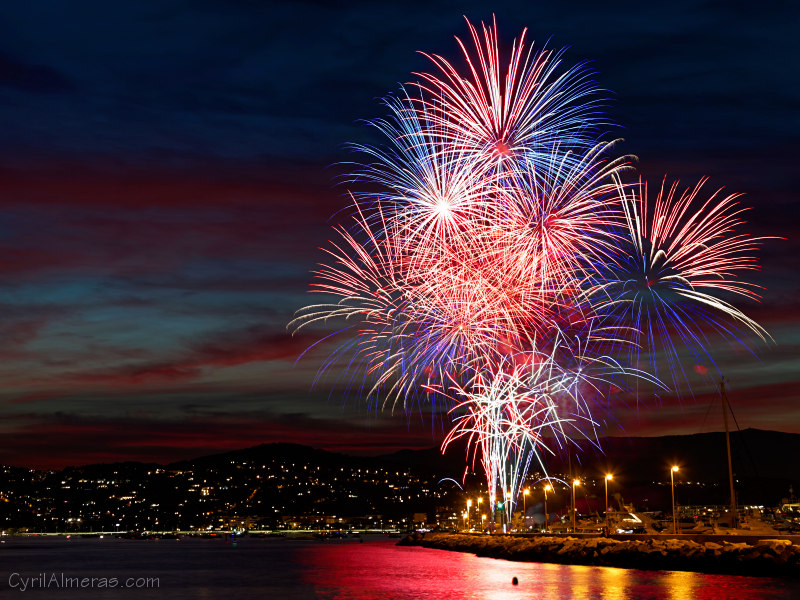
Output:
[512, 577, 518, 586]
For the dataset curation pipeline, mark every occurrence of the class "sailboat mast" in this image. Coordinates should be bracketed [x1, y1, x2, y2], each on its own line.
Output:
[720, 379, 737, 529]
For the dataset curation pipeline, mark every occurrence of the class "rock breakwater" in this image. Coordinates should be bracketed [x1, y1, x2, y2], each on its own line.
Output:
[398, 532, 800, 576]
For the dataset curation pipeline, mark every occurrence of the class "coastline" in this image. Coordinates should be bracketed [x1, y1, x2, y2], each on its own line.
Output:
[398, 532, 800, 577]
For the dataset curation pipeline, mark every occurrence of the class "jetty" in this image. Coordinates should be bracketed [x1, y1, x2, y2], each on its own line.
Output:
[399, 532, 800, 576]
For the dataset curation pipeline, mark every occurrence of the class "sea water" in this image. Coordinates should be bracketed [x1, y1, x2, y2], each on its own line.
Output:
[2, 536, 799, 599]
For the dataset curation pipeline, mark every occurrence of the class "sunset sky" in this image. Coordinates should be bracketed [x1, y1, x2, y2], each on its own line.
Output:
[1, 0, 798, 468]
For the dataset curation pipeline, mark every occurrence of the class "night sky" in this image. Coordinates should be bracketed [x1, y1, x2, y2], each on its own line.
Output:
[1, 1, 798, 469]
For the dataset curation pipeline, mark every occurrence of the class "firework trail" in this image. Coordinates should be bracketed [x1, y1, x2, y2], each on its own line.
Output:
[292, 17, 769, 516]
[438, 328, 653, 510]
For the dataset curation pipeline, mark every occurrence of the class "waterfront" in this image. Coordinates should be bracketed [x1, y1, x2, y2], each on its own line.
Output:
[2, 536, 799, 599]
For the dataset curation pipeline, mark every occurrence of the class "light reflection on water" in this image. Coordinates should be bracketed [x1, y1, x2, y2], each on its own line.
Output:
[304, 540, 799, 600]
[2, 537, 798, 599]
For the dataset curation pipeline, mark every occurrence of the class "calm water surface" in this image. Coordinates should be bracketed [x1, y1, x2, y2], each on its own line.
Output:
[2, 536, 799, 599]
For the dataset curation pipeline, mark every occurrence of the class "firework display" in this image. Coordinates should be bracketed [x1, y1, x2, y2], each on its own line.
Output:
[291, 18, 767, 519]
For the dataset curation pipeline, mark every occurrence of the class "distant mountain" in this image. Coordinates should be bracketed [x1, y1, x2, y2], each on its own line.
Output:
[12, 428, 799, 487]
[167, 442, 350, 470]
[160, 428, 799, 483]
[528, 428, 800, 509]
[563, 429, 800, 482]
[166, 441, 467, 480]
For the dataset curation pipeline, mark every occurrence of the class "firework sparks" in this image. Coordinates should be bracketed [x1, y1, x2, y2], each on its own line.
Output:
[292, 18, 769, 513]
[412, 16, 608, 174]
[594, 176, 770, 394]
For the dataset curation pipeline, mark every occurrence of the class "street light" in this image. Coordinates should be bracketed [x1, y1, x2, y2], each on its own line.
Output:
[604, 474, 613, 534]
[544, 483, 553, 531]
[572, 479, 581, 533]
[543, 483, 552, 532]
[481, 514, 487, 531]
[504, 490, 511, 531]
[466, 499, 472, 530]
[523, 488, 530, 529]
[670, 466, 679, 535]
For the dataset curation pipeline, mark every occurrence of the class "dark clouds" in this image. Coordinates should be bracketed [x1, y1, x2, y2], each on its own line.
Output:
[0, 0, 798, 468]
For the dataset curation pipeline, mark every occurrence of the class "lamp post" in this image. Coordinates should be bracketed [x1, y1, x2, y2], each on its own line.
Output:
[481, 514, 486, 531]
[489, 495, 496, 532]
[523, 488, 530, 529]
[505, 490, 511, 532]
[604, 474, 613, 534]
[670, 466, 679, 535]
[466, 499, 472, 530]
[543, 484, 552, 532]
[571, 479, 581, 533]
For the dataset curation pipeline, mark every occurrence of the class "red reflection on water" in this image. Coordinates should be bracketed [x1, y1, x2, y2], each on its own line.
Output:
[299, 539, 799, 600]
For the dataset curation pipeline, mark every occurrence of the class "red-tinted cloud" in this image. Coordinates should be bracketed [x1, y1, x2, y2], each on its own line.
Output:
[0, 410, 442, 470]
[52, 329, 318, 388]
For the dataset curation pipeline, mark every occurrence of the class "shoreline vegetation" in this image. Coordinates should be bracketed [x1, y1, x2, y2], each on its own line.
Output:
[398, 532, 800, 577]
